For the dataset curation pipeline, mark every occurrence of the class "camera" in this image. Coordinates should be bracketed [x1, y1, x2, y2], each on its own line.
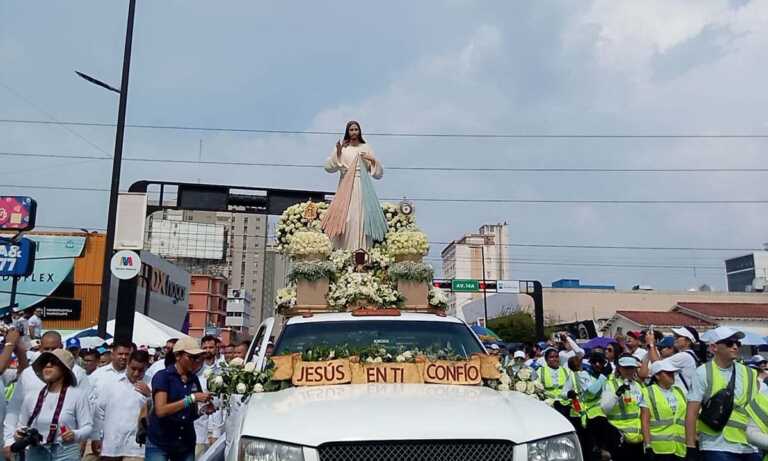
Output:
[11, 427, 43, 453]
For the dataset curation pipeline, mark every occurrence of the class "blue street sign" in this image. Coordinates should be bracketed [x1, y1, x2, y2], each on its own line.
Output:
[0, 238, 35, 277]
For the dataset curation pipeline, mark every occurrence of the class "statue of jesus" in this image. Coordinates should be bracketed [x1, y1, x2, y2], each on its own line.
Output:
[322, 120, 388, 251]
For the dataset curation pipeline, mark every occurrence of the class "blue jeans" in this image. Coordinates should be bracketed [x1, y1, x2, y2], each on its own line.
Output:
[701, 451, 763, 461]
[26, 443, 80, 461]
[145, 439, 195, 461]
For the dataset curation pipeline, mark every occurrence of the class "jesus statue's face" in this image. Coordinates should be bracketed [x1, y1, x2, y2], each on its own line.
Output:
[348, 123, 360, 141]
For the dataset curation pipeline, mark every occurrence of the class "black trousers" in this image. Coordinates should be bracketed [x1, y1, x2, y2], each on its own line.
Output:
[585, 416, 644, 461]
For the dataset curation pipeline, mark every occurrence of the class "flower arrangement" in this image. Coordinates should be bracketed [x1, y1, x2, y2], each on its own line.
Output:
[327, 271, 403, 310]
[287, 231, 332, 259]
[508, 366, 546, 400]
[388, 261, 434, 283]
[288, 261, 336, 283]
[275, 201, 328, 252]
[382, 202, 416, 232]
[329, 249, 353, 273]
[428, 286, 449, 309]
[386, 230, 429, 257]
[205, 359, 277, 408]
[274, 286, 296, 309]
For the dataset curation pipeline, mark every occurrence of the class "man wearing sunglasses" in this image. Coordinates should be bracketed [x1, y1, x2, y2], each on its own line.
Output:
[686, 327, 761, 461]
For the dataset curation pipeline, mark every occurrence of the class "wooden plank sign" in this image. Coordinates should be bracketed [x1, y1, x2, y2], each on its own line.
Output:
[350, 362, 424, 384]
[423, 357, 482, 385]
[271, 354, 298, 381]
[292, 359, 352, 387]
[478, 354, 501, 380]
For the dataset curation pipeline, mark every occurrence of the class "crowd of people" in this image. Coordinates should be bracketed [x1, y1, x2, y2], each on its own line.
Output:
[497, 326, 768, 461]
[0, 315, 252, 461]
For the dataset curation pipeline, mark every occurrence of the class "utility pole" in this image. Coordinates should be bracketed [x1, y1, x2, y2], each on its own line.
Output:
[96, 0, 137, 338]
[480, 243, 488, 325]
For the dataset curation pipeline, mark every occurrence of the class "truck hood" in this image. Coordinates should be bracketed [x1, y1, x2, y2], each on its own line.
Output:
[236, 384, 573, 447]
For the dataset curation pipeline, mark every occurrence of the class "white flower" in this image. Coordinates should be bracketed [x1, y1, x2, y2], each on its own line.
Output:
[373, 357, 383, 363]
[252, 383, 264, 393]
[244, 362, 256, 373]
[365, 357, 375, 364]
[517, 367, 532, 381]
[328, 350, 335, 359]
[202, 368, 213, 379]
[396, 355, 406, 363]
[236, 383, 247, 394]
[544, 398, 555, 407]
[230, 358, 244, 367]
[499, 373, 511, 386]
[497, 384, 511, 392]
[213, 376, 224, 388]
[534, 381, 544, 391]
[526, 382, 537, 394]
[514, 381, 528, 393]
[402, 351, 413, 360]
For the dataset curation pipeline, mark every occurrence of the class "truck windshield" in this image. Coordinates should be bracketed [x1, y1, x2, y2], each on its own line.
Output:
[273, 320, 484, 358]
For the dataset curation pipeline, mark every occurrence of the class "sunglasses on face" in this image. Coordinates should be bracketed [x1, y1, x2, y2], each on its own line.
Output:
[717, 340, 741, 348]
[188, 353, 205, 362]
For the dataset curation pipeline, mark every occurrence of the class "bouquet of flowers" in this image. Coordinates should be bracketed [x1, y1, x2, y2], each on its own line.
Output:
[275, 201, 328, 252]
[274, 286, 296, 310]
[205, 358, 276, 409]
[382, 203, 416, 232]
[329, 249, 353, 273]
[428, 285, 449, 309]
[385, 230, 429, 257]
[509, 366, 546, 400]
[388, 261, 434, 283]
[327, 271, 403, 310]
[287, 231, 332, 259]
[288, 261, 336, 283]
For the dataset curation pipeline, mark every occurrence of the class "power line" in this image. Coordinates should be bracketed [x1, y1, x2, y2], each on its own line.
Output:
[4, 118, 768, 139]
[1, 151, 766, 173]
[4, 183, 767, 205]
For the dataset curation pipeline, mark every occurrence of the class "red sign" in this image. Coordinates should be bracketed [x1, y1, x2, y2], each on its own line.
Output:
[0, 197, 36, 231]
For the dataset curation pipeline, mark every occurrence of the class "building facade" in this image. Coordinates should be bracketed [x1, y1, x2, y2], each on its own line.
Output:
[188, 274, 229, 340]
[725, 251, 768, 292]
[441, 223, 509, 317]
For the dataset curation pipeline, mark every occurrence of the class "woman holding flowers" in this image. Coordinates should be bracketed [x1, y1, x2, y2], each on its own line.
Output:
[323, 121, 387, 251]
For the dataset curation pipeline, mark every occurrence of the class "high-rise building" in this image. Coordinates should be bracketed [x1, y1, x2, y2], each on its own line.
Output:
[725, 251, 768, 292]
[145, 209, 288, 332]
[441, 223, 509, 318]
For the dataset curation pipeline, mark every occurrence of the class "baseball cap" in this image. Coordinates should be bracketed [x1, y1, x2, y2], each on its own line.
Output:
[671, 326, 700, 344]
[172, 337, 204, 355]
[618, 355, 640, 368]
[704, 326, 745, 344]
[65, 337, 81, 350]
[626, 331, 643, 340]
[513, 350, 526, 359]
[749, 354, 767, 367]
[488, 344, 500, 351]
[651, 359, 679, 376]
[658, 336, 675, 349]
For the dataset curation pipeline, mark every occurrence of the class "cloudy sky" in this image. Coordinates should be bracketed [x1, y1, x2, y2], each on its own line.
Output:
[1, 1, 767, 291]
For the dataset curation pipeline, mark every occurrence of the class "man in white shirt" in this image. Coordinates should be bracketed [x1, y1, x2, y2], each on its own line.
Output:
[556, 333, 585, 366]
[647, 326, 700, 393]
[25, 309, 42, 340]
[625, 331, 648, 362]
[145, 339, 178, 384]
[93, 350, 151, 461]
[89, 341, 132, 395]
[195, 336, 224, 457]
[3, 331, 88, 456]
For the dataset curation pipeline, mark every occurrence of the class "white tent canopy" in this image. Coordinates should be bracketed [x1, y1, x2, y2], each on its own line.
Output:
[107, 312, 190, 348]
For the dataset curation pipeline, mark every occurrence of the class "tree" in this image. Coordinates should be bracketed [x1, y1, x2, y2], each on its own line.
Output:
[488, 311, 542, 344]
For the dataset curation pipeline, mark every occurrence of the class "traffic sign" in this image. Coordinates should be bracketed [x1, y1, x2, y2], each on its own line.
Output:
[452, 279, 479, 292]
[111, 250, 141, 280]
[0, 238, 35, 277]
[497, 280, 521, 293]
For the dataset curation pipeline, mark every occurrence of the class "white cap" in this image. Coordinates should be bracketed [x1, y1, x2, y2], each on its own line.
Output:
[513, 350, 526, 359]
[651, 359, 679, 376]
[671, 326, 698, 343]
[618, 355, 640, 368]
[702, 326, 745, 345]
[489, 344, 500, 350]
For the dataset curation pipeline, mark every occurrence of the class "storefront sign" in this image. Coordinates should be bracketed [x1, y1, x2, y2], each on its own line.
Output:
[39, 299, 82, 320]
[0, 238, 35, 277]
[0, 197, 36, 231]
[111, 250, 141, 280]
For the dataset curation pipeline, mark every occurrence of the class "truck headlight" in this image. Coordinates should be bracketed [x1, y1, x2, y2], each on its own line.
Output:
[526, 433, 582, 461]
[239, 437, 304, 461]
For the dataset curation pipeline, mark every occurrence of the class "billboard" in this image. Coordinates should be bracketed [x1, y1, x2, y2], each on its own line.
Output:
[0, 197, 37, 231]
[0, 238, 35, 277]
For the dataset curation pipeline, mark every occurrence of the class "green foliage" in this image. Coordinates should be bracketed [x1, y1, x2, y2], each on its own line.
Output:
[387, 261, 434, 283]
[487, 312, 542, 344]
[288, 261, 336, 283]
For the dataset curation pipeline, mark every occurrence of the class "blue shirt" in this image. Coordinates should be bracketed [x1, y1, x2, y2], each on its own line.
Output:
[148, 366, 202, 454]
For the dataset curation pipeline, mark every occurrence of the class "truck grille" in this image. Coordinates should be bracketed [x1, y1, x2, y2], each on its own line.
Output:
[317, 440, 515, 461]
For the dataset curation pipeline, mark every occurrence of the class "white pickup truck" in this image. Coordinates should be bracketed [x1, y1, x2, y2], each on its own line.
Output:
[219, 312, 581, 461]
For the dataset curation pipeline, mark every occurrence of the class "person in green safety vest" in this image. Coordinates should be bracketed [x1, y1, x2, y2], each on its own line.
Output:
[561, 355, 591, 460]
[745, 391, 768, 461]
[538, 347, 572, 418]
[602, 353, 646, 461]
[641, 359, 688, 461]
[685, 327, 761, 461]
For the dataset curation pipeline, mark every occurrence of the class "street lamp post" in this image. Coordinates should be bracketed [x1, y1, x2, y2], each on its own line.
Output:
[81, 0, 137, 339]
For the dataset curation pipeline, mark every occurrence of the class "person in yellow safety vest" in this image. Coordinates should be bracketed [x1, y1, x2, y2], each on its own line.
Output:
[745, 391, 768, 461]
[538, 347, 572, 419]
[561, 355, 591, 460]
[641, 359, 688, 461]
[685, 327, 761, 461]
[602, 353, 646, 461]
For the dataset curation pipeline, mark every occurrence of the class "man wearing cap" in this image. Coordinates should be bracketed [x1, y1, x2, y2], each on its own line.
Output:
[555, 332, 586, 367]
[65, 338, 81, 366]
[147, 337, 213, 461]
[747, 355, 767, 396]
[537, 348, 574, 418]
[649, 327, 700, 394]
[641, 360, 688, 460]
[686, 327, 761, 460]
[509, 350, 537, 380]
[602, 354, 645, 460]
[627, 331, 649, 362]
